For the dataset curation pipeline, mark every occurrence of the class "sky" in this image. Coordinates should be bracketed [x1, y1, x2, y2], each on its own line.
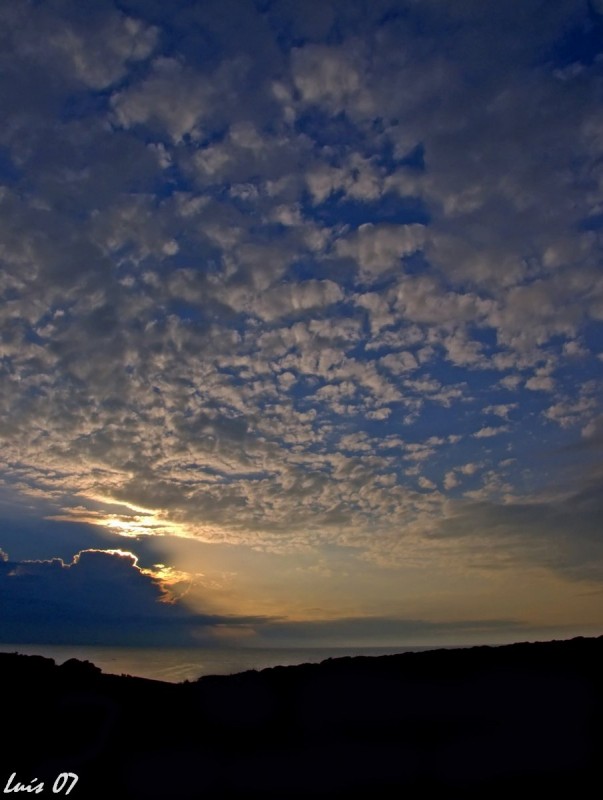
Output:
[1, 0, 603, 649]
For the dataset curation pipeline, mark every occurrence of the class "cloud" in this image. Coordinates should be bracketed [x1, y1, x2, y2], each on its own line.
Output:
[444, 462, 482, 490]
[444, 472, 459, 490]
[48, 12, 158, 89]
[249, 279, 344, 322]
[2, 2, 158, 91]
[111, 57, 215, 142]
[335, 223, 427, 281]
[291, 41, 371, 116]
[0, 549, 271, 645]
[483, 404, 517, 419]
[525, 375, 555, 392]
[305, 155, 384, 204]
[434, 469, 603, 583]
[473, 426, 511, 439]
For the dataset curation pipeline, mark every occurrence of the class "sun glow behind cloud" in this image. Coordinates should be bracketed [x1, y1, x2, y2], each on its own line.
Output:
[47, 497, 189, 539]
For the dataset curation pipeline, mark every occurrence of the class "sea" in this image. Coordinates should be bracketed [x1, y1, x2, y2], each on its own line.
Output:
[0, 643, 442, 683]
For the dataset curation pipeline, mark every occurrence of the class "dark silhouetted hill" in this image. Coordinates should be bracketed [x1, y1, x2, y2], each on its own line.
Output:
[1, 636, 601, 798]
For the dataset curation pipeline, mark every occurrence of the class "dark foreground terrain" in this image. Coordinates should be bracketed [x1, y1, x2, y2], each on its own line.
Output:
[1, 636, 602, 798]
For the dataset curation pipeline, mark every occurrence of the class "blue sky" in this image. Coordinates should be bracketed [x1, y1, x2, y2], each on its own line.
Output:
[1, 0, 602, 648]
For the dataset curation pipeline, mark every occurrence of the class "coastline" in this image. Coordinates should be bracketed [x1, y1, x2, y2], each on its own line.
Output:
[1, 634, 600, 797]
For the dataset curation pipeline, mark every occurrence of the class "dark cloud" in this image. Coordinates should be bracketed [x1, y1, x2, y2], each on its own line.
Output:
[434, 470, 603, 582]
[0, 549, 271, 645]
[250, 615, 528, 648]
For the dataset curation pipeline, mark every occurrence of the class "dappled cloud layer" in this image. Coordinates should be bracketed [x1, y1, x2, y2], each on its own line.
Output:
[1, 0, 603, 595]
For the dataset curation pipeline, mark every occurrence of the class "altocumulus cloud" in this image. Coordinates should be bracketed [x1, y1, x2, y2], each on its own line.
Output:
[0, 0, 602, 605]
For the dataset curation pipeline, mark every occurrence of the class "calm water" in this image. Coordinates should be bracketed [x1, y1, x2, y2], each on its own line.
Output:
[0, 643, 441, 683]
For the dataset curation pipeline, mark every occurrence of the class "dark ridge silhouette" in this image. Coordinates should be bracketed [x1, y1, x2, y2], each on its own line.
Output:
[1, 636, 601, 798]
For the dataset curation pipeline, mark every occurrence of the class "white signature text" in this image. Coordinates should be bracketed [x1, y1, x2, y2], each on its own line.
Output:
[3, 773, 78, 795]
